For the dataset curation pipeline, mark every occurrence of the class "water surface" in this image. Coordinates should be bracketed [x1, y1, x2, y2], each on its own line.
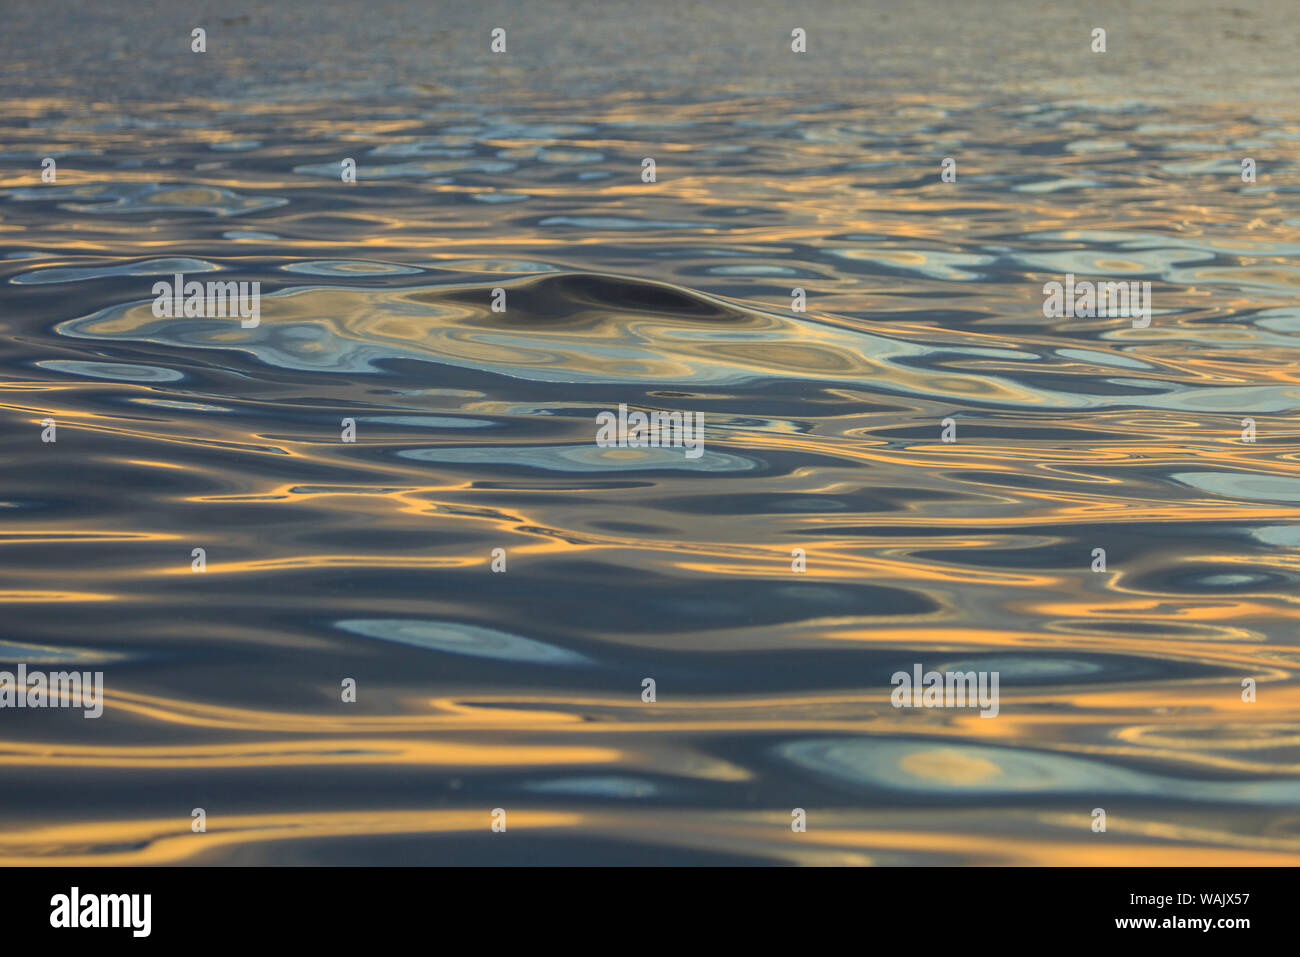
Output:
[2, 0, 1299, 865]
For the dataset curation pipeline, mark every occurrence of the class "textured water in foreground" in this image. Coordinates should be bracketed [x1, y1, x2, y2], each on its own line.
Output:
[2, 1, 1300, 864]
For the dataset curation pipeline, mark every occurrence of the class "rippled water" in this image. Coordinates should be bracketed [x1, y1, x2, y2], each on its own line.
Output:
[3, 1, 1300, 865]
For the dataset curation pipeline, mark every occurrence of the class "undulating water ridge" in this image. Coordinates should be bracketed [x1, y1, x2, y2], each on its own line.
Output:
[2, 1, 1300, 865]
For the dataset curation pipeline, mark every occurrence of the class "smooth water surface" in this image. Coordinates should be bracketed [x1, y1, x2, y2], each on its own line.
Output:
[2, 1, 1299, 864]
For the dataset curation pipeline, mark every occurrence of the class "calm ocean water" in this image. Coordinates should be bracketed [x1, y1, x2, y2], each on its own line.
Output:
[2, 1, 1299, 864]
